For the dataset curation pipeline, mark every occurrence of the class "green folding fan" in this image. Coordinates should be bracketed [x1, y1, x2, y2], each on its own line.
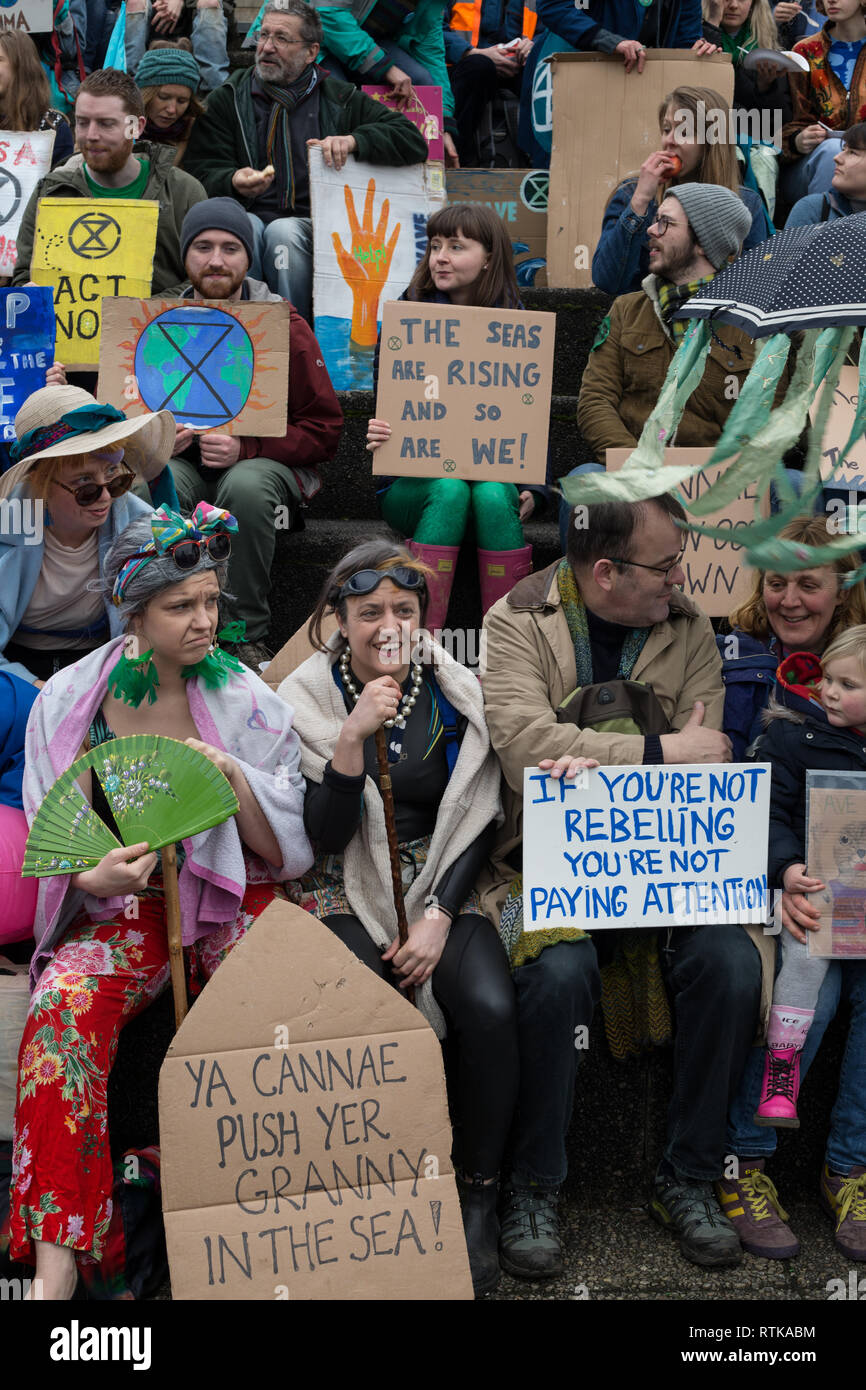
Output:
[22, 735, 239, 877]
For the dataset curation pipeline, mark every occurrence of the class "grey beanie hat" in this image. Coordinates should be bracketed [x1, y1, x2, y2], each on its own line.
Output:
[667, 183, 752, 270]
[180, 197, 255, 268]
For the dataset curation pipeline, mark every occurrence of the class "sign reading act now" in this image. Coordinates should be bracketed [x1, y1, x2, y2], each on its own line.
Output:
[373, 300, 554, 484]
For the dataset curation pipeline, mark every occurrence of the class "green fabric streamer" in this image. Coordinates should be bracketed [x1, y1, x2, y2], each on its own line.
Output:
[107, 648, 160, 708]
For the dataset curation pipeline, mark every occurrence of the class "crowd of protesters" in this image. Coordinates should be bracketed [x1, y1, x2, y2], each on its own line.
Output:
[0, 0, 865, 1304]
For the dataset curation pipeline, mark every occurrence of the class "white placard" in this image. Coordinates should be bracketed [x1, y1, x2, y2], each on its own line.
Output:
[0, 0, 52, 34]
[0, 128, 55, 275]
[522, 763, 771, 931]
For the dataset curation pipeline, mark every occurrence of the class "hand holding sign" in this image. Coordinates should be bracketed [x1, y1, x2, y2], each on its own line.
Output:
[333, 180, 400, 349]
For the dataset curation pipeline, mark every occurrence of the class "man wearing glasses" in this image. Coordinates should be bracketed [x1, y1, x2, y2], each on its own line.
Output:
[183, 0, 428, 321]
[481, 492, 768, 1281]
[558, 184, 789, 551]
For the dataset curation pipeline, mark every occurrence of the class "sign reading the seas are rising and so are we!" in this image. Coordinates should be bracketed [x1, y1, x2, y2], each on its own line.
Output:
[522, 763, 771, 932]
[0, 286, 54, 443]
[372, 301, 554, 484]
[0, 129, 55, 275]
[31, 198, 159, 370]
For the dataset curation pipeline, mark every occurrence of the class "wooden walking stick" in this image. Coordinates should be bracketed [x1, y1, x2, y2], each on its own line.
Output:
[374, 726, 416, 1007]
[162, 841, 188, 1028]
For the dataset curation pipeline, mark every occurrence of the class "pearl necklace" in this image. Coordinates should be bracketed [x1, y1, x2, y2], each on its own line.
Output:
[339, 650, 424, 728]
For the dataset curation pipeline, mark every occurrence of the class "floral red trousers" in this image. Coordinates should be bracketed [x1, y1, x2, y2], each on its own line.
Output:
[10, 883, 276, 1265]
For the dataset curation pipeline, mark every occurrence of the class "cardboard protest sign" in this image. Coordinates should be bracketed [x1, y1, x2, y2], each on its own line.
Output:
[545, 53, 735, 289]
[806, 772, 866, 959]
[523, 763, 770, 932]
[263, 612, 338, 691]
[362, 85, 445, 164]
[810, 363, 866, 525]
[160, 899, 473, 1299]
[31, 198, 159, 370]
[606, 447, 769, 618]
[446, 169, 548, 289]
[0, 286, 54, 444]
[98, 297, 290, 437]
[373, 300, 553, 484]
[310, 146, 445, 391]
[0, 0, 52, 33]
[0, 129, 54, 276]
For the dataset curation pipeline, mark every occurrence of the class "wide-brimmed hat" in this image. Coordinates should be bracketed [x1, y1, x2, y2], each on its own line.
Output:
[3, 385, 175, 492]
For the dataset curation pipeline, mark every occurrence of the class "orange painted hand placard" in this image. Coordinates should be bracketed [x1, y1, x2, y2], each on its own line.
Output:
[332, 179, 400, 348]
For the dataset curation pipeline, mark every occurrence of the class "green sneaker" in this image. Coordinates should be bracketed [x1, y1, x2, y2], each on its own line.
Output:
[651, 1171, 742, 1268]
[499, 1186, 563, 1280]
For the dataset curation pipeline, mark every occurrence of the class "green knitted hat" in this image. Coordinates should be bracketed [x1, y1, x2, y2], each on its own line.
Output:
[136, 46, 201, 93]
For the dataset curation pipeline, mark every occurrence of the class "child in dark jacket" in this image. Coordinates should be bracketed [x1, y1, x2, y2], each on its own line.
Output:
[752, 630, 866, 1126]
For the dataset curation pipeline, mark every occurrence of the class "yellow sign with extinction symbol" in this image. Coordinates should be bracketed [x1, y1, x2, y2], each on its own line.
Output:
[31, 198, 159, 369]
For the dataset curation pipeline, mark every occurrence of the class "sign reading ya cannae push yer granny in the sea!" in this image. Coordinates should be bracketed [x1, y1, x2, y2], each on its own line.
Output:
[372, 301, 554, 484]
[522, 763, 770, 932]
[31, 198, 159, 370]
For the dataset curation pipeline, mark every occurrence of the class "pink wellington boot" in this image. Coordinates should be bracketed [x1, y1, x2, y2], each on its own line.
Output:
[754, 1006, 814, 1128]
[406, 540, 460, 633]
[478, 544, 533, 615]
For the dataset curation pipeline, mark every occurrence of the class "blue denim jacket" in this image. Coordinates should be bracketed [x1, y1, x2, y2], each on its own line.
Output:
[592, 180, 767, 297]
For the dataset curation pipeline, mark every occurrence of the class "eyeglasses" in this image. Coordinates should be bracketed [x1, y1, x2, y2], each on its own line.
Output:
[607, 549, 685, 583]
[648, 214, 679, 237]
[55, 465, 135, 508]
[257, 28, 308, 47]
[337, 567, 426, 601]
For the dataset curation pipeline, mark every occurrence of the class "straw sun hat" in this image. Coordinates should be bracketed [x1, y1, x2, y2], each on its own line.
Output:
[1, 385, 176, 496]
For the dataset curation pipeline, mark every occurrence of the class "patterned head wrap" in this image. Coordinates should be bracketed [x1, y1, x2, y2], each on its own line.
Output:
[111, 502, 238, 607]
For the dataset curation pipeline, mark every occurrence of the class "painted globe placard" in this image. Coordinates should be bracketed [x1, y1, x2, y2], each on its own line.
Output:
[134, 306, 254, 427]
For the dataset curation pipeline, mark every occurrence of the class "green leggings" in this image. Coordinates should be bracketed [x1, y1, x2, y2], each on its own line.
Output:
[380, 478, 525, 550]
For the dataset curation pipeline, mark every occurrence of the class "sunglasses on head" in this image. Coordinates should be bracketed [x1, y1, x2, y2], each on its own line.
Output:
[166, 532, 232, 569]
[55, 465, 135, 508]
[337, 566, 426, 601]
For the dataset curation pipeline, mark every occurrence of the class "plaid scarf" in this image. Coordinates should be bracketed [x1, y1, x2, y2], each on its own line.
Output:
[259, 63, 319, 211]
[657, 275, 715, 342]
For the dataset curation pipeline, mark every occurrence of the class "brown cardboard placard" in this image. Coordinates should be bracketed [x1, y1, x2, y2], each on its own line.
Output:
[606, 446, 768, 618]
[159, 898, 473, 1299]
[446, 169, 549, 289]
[546, 52, 735, 289]
[810, 361, 866, 495]
[373, 300, 553, 483]
[806, 772, 866, 959]
[263, 613, 339, 691]
[98, 297, 290, 437]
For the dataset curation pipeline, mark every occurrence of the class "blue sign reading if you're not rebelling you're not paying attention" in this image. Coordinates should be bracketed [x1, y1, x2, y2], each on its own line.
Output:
[0, 286, 55, 449]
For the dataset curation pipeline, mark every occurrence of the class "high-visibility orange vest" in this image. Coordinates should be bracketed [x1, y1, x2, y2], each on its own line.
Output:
[449, 0, 537, 47]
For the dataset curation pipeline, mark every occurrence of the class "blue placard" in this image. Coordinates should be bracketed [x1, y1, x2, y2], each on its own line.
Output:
[0, 286, 55, 448]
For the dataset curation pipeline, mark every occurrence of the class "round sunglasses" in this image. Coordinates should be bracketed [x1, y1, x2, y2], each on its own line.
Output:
[337, 566, 426, 601]
[164, 533, 232, 569]
[55, 465, 135, 508]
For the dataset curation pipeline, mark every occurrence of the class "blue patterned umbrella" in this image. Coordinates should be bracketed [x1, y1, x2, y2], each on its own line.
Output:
[675, 214, 866, 337]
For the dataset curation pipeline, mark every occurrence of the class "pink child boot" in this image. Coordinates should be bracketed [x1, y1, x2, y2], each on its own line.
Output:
[754, 1006, 814, 1128]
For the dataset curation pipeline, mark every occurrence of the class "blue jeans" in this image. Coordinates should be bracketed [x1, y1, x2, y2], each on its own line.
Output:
[247, 214, 313, 323]
[511, 926, 762, 1187]
[125, 1, 228, 91]
[781, 137, 844, 204]
[320, 44, 434, 88]
[728, 960, 866, 1173]
[67, 0, 118, 71]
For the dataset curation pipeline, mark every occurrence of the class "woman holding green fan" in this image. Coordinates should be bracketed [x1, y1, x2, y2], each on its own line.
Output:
[10, 506, 312, 1299]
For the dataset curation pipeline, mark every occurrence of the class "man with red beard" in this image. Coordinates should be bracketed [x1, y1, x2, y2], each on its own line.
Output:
[12, 67, 206, 294]
[166, 198, 344, 668]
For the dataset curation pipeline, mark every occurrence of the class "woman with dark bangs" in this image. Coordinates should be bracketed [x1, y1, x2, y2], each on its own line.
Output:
[366, 204, 549, 630]
[0, 31, 73, 172]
